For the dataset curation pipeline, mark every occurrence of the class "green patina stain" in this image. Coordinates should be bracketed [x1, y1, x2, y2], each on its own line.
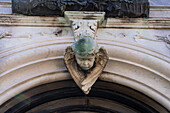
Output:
[72, 37, 99, 56]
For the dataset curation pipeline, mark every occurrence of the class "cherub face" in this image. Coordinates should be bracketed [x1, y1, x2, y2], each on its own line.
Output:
[75, 53, 95, 70]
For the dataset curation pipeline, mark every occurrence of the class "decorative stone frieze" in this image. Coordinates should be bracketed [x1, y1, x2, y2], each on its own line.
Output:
[134, 34, 170, 49]
[12, 0, 149, 17]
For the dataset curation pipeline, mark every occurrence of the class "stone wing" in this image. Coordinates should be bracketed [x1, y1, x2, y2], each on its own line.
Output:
[81, 47, 109, 93]
[64, 46, 85, 93]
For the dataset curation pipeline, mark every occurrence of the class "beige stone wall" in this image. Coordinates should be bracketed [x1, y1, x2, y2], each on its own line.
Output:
[0, 1, 170, 112]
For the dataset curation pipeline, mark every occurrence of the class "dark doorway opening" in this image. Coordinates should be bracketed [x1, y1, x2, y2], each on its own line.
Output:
[0, 80, 167, 113]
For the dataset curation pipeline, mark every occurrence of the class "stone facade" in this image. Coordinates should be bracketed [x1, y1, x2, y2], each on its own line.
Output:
[0, 0, 170, 112]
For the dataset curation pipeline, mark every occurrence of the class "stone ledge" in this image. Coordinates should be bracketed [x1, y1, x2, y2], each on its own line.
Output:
[0, 15, 170, 29]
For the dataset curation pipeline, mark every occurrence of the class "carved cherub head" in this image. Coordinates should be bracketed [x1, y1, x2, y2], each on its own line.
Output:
[72, 37, 99, 70]
[64, 36, 108, 94]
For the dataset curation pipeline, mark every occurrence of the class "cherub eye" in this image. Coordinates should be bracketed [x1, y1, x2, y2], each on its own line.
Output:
[80, 58, 86, 61]
[88, 59, 93, 61]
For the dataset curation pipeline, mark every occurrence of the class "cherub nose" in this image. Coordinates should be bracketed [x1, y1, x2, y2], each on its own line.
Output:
[83, 61, 88, 66]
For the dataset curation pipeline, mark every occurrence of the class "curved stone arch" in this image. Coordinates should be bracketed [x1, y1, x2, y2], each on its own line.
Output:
[0, 38, 169, 112]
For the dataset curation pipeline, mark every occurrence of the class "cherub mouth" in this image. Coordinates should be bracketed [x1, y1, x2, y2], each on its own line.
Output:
[81, 66, 90, 70]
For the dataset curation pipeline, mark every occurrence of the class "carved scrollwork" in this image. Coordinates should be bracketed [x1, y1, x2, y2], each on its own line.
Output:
[0, 32, 12, 39]
[134, 34, 170, 49]
[0, 31, 32, 39]
[156, 34, 170, 45]
[156, 34, 170, 49]
[72, 20, 97, 41]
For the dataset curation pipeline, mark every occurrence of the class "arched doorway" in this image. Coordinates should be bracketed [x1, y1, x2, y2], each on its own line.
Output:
[0, 36, 169, 113]
[0, 80, 168, 113]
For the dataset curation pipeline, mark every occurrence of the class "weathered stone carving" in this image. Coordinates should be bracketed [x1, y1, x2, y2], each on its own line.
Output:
[64, 12, 108, 94]
[72, 20, 97, 41]
[0, 32, 32, 39]
[0, 32, 12, 39]
[133, 34, 170, 50]
[64, 40, 108, 94]
[134, 34, 161, 42]
[156, 34, 170, 45]
[12, 0, 149, 17]
[156, 34, 170, 49]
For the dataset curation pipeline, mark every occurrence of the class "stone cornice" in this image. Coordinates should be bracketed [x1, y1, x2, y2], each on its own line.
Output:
[0, 1, 170, 29]
[0, 15, 170, 29]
